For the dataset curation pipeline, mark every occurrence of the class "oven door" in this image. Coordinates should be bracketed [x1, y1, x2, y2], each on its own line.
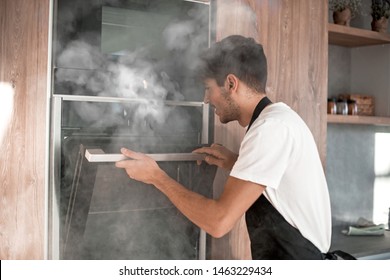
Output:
[49, 95, 215, 260]
[63, 145, 216, 260]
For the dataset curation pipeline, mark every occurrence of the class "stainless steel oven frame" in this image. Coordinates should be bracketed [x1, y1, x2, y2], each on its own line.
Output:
[48, 0, 215, 260]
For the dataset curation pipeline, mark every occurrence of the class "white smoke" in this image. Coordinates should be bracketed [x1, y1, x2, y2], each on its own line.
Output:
[55, 2, 208, 132]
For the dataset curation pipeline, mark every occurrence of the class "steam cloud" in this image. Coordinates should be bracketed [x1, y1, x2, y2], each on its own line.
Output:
[55, 2, 209, 134]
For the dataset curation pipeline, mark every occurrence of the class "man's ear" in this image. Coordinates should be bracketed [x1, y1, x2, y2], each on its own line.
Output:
[226, 74, 238, 91]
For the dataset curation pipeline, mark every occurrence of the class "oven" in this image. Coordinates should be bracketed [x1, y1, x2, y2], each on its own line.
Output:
[48, 0, 215, 260]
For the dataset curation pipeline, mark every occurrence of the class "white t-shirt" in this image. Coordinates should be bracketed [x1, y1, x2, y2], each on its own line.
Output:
[230, 102, 331, 253]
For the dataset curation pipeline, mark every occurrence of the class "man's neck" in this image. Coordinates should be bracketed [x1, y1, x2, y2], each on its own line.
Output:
[238, 94, 268, 127]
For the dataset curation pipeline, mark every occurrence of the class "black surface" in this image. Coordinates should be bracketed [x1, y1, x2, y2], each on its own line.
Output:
[330, 226, 390, 259]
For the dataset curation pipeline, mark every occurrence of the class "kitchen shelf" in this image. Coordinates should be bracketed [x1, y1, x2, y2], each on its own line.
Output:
[328, 23, 390, 47]
[327, 114, 390, 126]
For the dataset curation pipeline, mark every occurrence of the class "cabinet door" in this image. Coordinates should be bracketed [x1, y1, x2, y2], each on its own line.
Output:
[0, 0, 50, 259]
[212, 0, 327, 260]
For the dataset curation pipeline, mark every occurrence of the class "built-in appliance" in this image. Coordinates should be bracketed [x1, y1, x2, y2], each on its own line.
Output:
[49, 0, 215, 260]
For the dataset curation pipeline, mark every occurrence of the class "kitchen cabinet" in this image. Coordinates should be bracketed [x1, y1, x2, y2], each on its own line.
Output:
[327, 23, 390, 125]
[0, 0, 50, 259]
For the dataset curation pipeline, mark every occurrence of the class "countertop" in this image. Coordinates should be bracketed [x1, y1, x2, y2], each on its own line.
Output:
[330, 227, 390, 259]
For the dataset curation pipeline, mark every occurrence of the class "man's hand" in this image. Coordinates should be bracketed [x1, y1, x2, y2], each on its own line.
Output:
[115, 148, 166, 185]
[193, 143, 238, 171]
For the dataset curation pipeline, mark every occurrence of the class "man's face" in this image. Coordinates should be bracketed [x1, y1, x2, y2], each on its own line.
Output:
[203, 78, 240, 124]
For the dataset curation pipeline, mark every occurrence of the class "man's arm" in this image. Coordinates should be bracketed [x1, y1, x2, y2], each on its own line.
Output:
[115, 148, 265, 238]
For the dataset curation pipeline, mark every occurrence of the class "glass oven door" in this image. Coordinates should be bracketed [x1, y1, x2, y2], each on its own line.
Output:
[49, 95, 215, 259]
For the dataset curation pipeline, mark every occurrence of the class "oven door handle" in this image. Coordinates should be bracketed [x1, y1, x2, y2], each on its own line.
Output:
[85, 149, 206, 162]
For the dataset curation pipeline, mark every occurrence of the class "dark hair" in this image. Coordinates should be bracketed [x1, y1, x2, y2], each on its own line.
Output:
[197, 35, 267, 93]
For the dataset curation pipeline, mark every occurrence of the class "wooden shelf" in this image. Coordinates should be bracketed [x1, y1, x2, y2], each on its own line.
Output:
[327, 114, 390, 126]
[328, 23, 390, 47]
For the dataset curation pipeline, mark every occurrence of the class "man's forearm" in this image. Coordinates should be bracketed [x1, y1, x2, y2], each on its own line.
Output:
[152, 173, 228, 238]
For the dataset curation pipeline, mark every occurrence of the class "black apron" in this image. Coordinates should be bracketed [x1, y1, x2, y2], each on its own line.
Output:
[245, 97, 324, 260]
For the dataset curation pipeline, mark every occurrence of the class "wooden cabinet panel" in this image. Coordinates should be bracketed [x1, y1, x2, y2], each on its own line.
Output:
[0, 0, 50, 259]
[211, 0, 327, 259]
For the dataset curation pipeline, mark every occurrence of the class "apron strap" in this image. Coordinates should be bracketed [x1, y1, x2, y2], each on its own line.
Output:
[246, 96, 272, 133]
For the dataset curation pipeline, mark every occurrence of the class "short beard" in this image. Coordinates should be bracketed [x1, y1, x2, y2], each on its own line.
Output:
[219, 87, 240, 124]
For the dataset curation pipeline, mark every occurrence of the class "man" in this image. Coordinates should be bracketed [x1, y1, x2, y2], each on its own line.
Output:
[116, 35, 332, 259]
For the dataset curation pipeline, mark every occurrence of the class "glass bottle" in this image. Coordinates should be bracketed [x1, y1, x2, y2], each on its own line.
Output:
[348, 100, 358, 115]
[336, 99, 348, 115]
[327, 98, 337, 114]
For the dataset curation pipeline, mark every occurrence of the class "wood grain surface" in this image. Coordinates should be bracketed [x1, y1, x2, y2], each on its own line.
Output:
[329, 23, 390, 47]
[0, 0, 50, 259]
